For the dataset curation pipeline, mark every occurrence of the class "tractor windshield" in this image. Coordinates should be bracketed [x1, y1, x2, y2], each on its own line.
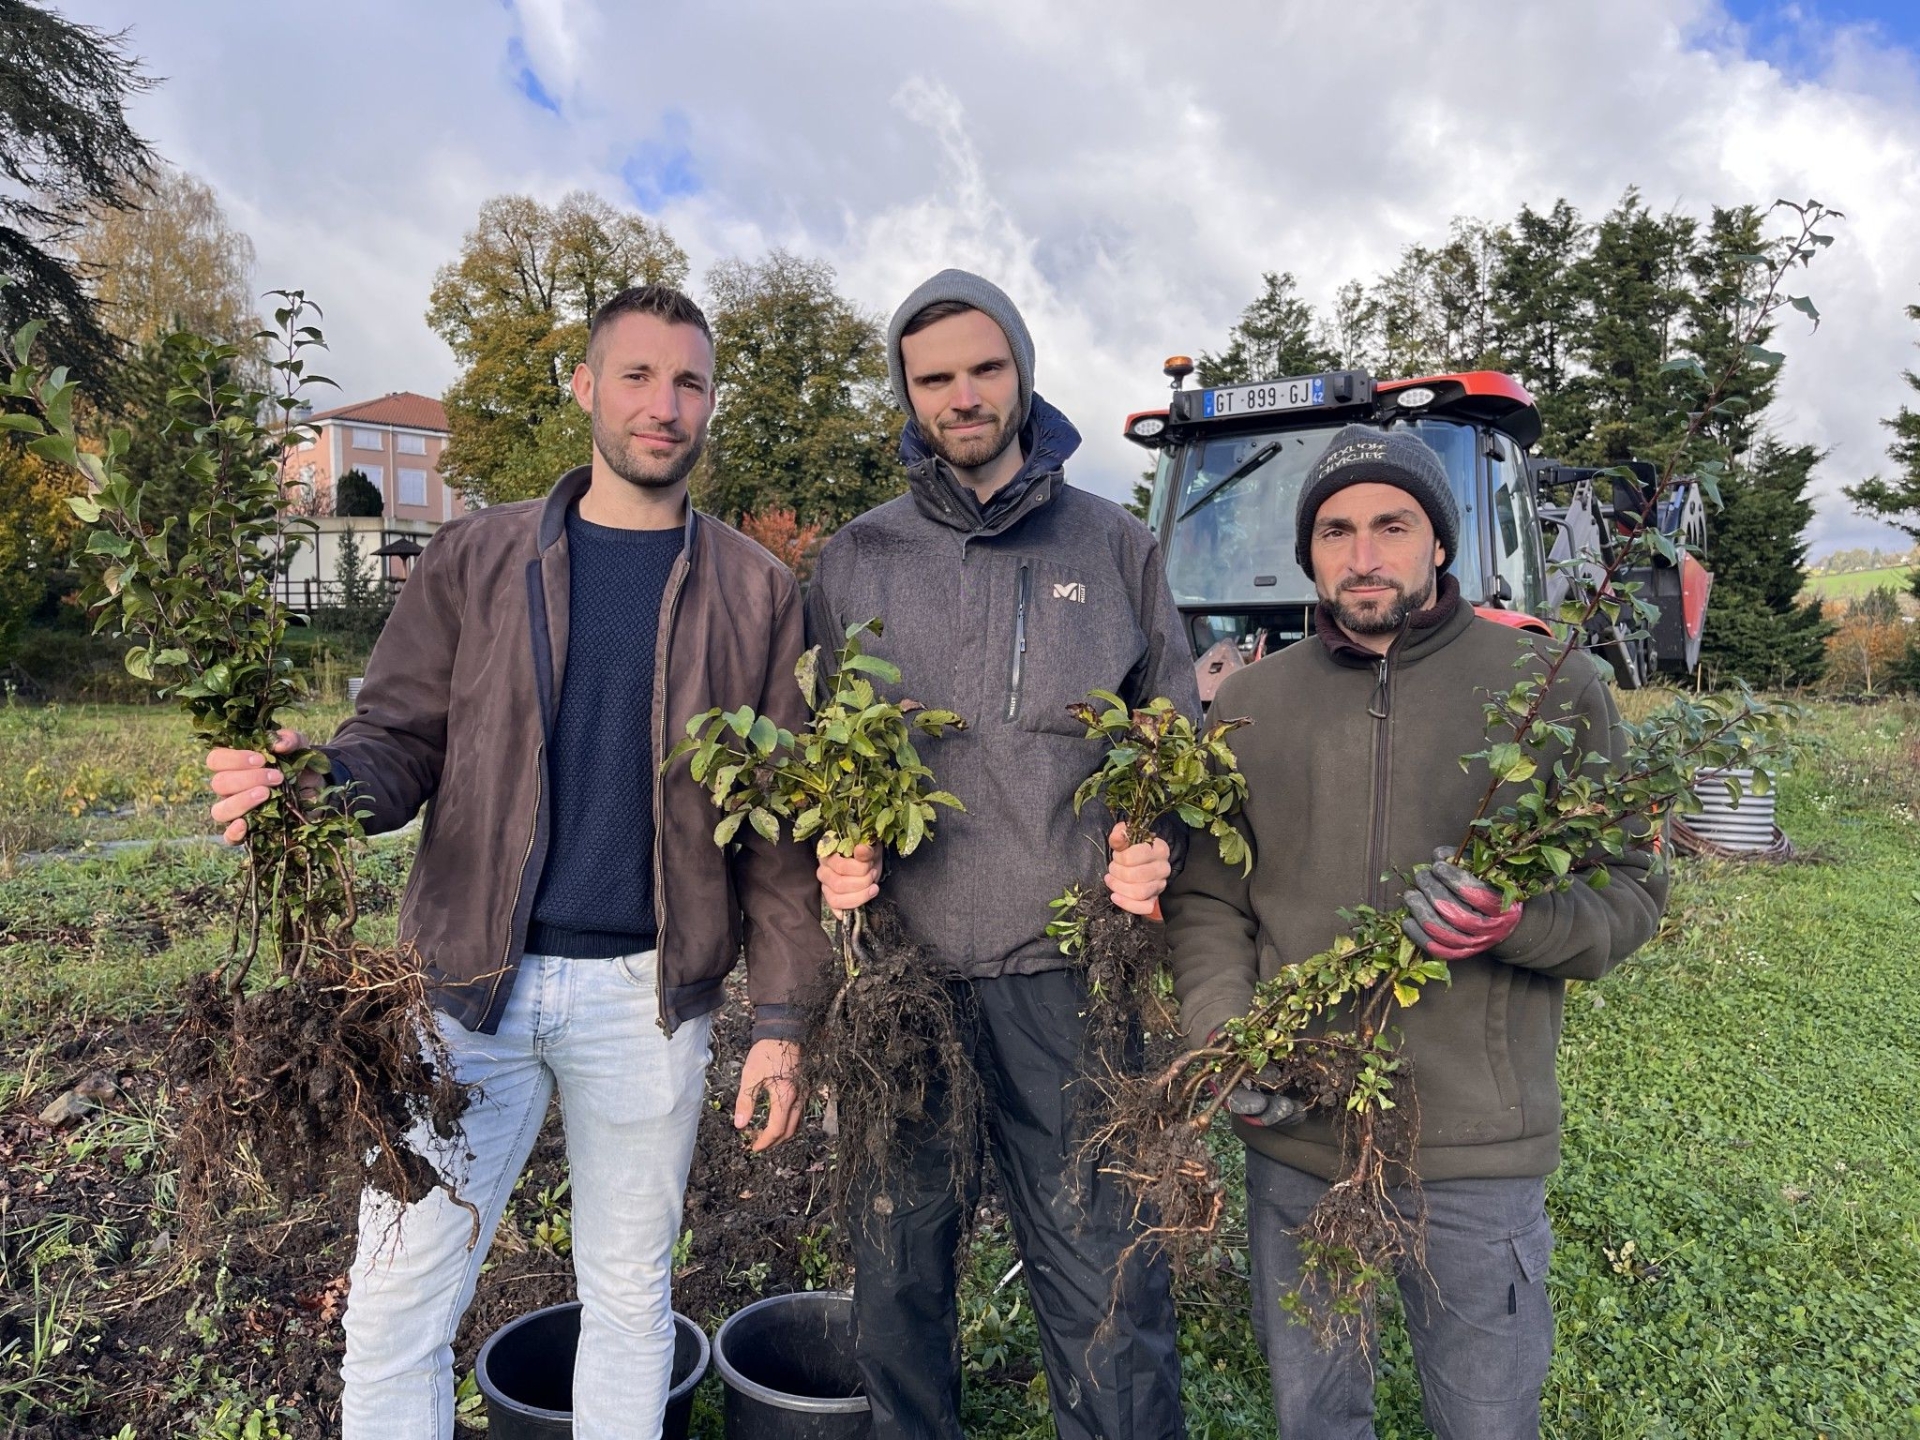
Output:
[1162, 418, 1485, 607]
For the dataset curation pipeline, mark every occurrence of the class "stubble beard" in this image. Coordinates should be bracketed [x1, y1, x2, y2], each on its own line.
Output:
[923, 404, 1020, 473]
[592, 404, 707, 491]
[1325, 569, 1437, 636]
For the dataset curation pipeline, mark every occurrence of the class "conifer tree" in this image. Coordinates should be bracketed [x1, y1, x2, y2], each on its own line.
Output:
[1846, 300, 1920, 600]
[1197, 271, 1338, 386]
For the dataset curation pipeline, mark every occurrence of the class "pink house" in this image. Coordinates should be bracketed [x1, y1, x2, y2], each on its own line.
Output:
[281, 391, 467, 525]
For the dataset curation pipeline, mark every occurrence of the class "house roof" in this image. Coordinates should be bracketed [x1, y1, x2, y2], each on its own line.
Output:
[307, 391, 449, 433]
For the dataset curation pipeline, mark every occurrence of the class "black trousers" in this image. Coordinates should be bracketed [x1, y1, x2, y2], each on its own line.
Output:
[847, 968, 1185, 1440]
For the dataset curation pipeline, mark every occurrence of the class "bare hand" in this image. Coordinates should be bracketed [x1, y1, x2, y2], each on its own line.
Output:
[205, 728, 317, 844]
[734, 1038, 803, 1152]
[817, 843, 880, 918]
[1104, 822, 1171, 918]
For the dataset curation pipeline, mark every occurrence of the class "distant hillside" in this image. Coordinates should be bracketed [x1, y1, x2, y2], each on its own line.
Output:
[1801, 566, 1918, 610]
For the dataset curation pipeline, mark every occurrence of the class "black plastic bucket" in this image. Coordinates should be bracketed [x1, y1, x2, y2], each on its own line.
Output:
[712, 1291, 870, 1439]
[475, 1301, 709, 1439]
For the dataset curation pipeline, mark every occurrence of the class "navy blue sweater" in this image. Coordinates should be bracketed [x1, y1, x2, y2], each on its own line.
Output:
[525, 514, 684, 959]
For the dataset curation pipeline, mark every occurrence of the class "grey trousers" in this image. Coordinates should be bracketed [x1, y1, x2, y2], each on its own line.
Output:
[1245, 1149, 1554, 1440]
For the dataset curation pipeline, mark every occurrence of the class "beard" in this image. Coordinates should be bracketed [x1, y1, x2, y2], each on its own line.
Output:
[1325, 569, 1436, 635]
[922, 402, 1021, 472]
[592, 404, 707, 490]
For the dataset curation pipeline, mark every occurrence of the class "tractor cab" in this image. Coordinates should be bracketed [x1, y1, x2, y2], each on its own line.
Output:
[1125, 362, 1708, 694]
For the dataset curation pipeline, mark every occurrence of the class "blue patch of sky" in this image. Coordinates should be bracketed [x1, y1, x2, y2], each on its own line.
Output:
[506, 35, 561, 115]
[1717, 0, 1919, 77]
[622, 111, 702, 210]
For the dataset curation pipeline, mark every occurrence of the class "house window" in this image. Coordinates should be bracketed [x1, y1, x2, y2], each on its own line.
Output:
[397, 432, 428, 456]
[361, 464, 385, 495]
[399, 468, 428, 508]
[351, 428, 384, 451]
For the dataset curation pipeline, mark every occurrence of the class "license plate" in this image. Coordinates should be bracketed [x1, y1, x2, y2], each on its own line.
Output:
[1202, 376, 1326, 419]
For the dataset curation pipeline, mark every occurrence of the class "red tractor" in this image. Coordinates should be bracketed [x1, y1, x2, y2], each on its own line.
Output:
[1123, 363, 1712, 698]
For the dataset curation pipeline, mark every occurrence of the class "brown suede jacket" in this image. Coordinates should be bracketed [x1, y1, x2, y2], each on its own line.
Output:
[1165, 579, 1668, 1181]
[322, 467, 828, 1041]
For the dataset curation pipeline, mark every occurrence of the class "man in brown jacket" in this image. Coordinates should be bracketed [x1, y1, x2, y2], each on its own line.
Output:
[1164, 426, 1668, 1440]
[205, 285, 826, 1440]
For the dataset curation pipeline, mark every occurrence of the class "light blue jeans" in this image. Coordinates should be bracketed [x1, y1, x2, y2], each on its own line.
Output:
[340, 950, 713, 1440]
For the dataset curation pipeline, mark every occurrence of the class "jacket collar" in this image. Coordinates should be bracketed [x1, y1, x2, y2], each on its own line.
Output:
[538, 464, 700, 560]
[1313, 573, 1469, 669]
[900, 392, 1082, 538]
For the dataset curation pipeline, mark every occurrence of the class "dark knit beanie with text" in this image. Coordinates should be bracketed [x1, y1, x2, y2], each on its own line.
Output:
[1294, 425, 1460, 578]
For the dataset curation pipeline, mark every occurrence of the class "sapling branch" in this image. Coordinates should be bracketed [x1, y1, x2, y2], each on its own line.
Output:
[666, 616, 980, 1219]
[3, 294, 471, 1244]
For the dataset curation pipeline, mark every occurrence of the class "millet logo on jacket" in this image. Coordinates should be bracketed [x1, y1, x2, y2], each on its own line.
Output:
[1052, 582, 1087, 603]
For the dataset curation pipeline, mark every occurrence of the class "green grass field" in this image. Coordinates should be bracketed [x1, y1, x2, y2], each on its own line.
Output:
[1, 700, 1917, 1436]
[1802, 565, 1917, 606]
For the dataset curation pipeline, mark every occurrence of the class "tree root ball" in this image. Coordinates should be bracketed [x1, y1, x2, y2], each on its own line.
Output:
[170, 944, 473, 1243]
[800, 900, 981, 1227]
[1071, 892, 1169, 1079]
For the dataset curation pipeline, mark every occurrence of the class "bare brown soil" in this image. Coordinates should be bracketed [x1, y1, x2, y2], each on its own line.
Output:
[0, 972, 840, 1438]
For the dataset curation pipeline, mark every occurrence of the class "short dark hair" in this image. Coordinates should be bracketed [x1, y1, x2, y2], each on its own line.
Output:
[900, 298, 979, 338]
[586, 284, 712, 368]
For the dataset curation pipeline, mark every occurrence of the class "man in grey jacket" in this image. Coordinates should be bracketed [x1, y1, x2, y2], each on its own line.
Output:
[811, 270, 1197, 1440]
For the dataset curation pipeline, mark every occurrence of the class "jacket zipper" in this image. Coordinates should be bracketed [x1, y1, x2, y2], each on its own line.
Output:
[483, 744, 543, 1029]
[1005, 562, 1031, 722]
[651, 549, 691, 1033]
[1366, 654, 1394, 909]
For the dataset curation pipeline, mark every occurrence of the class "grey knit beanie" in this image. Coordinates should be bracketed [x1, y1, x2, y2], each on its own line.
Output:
[886, 269, 1035, 421]
[1295, 425, 1459, 578]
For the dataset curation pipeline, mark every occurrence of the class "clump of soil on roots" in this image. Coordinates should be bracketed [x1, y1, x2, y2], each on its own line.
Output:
[1092, 1038, 1425, 1341]
[1067, 891, 1171, 1077]
[800, 899, 980, 1222]
[171, 942, 472, 1241]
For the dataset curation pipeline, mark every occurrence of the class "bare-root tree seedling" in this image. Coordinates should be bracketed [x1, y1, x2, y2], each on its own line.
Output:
[1044, 694, 1250, 1074]
[1098, 200, 1835, 1339]
[1, 295, 471, 1242]
[668, 617, 974, 1220]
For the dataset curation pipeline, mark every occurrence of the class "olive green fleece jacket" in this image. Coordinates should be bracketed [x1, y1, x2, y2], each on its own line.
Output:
[1163, 585, 1668, 1181]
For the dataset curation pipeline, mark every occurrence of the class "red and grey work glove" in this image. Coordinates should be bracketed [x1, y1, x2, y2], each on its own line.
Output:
[1225, 1073, 1304, 1128]
[1401, 848, 1523, 961]
[1205, 1031, 1304, 1128]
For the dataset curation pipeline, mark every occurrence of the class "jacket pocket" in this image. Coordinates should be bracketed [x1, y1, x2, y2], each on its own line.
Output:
[1009, 558, 1148, 737]
[1485, 962, 1521, 1111]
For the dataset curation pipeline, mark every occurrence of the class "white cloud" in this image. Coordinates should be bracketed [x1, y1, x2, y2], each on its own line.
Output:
[58, 0, 1920, 554]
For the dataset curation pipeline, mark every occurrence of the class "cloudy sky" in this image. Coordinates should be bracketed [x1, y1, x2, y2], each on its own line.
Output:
[61, 0, 1920, 554]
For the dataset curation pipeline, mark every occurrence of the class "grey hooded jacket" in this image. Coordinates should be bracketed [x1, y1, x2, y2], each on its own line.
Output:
[805, 394, 1202, 978]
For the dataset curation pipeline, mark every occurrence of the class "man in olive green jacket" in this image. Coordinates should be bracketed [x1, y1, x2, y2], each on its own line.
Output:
[1164, 425, 1667, 1440]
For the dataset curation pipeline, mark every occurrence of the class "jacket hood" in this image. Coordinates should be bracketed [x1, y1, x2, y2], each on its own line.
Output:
[900, 392, 1082, 535]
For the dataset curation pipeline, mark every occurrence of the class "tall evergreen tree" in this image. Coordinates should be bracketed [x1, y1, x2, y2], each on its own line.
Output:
[1326, 279, 1380, 372]
[330, 526, 390, 649]
[697, 250, 901, 531]
[0, 0, 154, 387]
[1492, 199, 1591, 456]
[1565, 189, 1696, 465]
[1846, 300, 1920, 599]
[1698, 438, 1830, 685]
[335, 469, 383, 517]
[1428, 218, 1504, 372]
[1372, 244, 1445, 378]
[1681, 205, 1779, 465]
[1196, 271, 1337, 386]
